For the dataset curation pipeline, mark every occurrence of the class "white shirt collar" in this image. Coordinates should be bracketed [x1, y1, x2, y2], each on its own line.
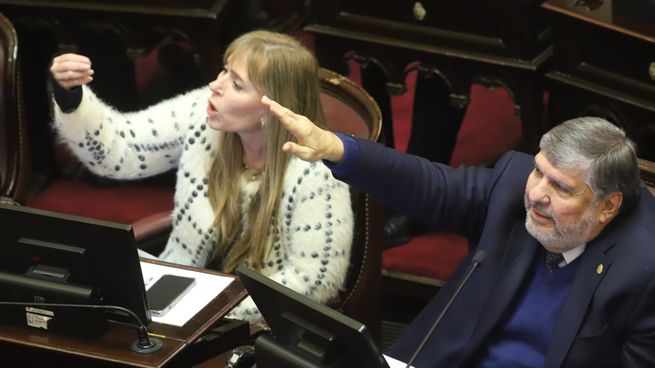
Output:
[560, 243, 586, 267]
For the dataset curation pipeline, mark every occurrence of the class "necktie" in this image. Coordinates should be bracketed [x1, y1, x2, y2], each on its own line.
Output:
[546, 251, 564, 272]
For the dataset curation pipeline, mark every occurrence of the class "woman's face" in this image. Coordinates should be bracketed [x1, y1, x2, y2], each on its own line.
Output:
[206, 54, 266, 134]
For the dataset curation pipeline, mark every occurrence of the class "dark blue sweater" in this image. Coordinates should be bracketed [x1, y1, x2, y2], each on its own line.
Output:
[472, 249, 580, 367]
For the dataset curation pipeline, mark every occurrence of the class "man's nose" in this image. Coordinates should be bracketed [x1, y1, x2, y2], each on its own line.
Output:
[529, 179, 551, 206]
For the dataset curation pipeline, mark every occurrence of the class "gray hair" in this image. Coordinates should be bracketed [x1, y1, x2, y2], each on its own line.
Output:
[539, 117, 641, 211]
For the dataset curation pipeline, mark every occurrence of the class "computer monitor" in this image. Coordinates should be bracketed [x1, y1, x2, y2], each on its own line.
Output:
[0, 203, 150, 336]
[236, 265, 390, 368]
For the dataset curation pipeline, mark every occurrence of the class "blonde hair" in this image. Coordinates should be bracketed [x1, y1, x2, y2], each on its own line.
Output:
[208, 30, 325, 272]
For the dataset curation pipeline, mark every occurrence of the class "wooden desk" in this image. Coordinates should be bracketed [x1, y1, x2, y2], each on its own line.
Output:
[0, 259, 248, 367]
[305, 0, 552, 152]
[542, 0, 655, 160]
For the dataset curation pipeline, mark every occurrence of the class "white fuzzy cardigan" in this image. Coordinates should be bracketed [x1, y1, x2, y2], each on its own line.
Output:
[52, 85, 354, 322]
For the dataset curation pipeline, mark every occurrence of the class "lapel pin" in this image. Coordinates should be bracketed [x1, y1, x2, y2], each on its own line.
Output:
[596, 264, 604, 274]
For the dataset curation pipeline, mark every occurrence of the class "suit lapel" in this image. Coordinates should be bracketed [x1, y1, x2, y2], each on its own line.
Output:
[463, 219, 538, 357]
[545, 238, 613, 368]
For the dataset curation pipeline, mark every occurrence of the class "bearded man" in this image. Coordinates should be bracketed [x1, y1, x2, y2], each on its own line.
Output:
[264, 96, 655, 368]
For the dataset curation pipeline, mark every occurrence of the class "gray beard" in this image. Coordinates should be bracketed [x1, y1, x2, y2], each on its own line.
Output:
[524, 203, 594, 253]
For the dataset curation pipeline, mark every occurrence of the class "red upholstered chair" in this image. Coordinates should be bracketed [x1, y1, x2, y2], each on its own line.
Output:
[28, 178, 174, 250]
[0, 12, 29, 205]
[381, 83, 522, 311]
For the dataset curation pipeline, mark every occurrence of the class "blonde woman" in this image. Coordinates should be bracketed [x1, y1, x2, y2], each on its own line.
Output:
[49, 30, 354, 322]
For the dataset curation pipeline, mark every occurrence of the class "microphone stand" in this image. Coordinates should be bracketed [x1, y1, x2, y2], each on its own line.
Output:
[405, 250, 487, 368]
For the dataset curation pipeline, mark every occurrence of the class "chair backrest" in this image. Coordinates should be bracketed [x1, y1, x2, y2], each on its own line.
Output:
[0, 12, 28, 204]
[318, 67, 384, 338]
[319, 68, 381, 140]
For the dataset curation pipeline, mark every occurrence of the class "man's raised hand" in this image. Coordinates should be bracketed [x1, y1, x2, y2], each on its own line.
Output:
[262, 96, 345, 163]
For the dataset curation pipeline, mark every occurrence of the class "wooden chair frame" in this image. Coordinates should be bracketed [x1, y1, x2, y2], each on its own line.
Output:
[0, 12, 29, 204]
[318, 67, 384, 339]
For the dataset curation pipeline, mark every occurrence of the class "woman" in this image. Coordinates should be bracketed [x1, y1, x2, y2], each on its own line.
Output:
[49, 30, 354, 322]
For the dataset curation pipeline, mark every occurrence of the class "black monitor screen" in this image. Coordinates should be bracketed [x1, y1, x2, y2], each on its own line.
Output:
[0, 203, 150, 334]
[236, 265, 389, 368]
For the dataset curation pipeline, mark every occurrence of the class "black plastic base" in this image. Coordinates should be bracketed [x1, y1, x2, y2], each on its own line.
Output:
[131, 337, 163, 354]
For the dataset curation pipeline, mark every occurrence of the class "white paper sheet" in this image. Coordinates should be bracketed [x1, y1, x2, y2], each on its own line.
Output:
[384, 354, 415, 368]
[140, 261, 233, 326]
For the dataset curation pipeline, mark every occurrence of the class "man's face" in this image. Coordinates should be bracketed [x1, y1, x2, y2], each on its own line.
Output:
[524, 152, 607, 253]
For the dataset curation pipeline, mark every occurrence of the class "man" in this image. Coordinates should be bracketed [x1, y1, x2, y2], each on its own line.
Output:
[263, 95, 655, 367]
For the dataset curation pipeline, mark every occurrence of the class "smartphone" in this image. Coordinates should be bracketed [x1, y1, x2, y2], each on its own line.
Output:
[146, 274, 196, 317]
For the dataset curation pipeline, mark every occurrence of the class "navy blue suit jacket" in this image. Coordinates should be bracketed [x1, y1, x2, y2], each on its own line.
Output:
[337, 139, 655, 367]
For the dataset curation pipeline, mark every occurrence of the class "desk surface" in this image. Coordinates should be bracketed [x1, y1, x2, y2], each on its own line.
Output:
[0, 258, 247, 367]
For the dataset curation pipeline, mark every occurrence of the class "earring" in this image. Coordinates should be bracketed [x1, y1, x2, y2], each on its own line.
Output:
[260, 117, 266, 127]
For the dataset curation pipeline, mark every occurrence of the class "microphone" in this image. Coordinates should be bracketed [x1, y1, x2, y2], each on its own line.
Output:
[0, 301, 163, 354]
[405, 250, 487, 368]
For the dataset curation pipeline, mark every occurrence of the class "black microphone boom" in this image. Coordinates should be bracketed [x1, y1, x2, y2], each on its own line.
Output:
[0, 301, 163, 354]
[405, 250, 487, 368]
